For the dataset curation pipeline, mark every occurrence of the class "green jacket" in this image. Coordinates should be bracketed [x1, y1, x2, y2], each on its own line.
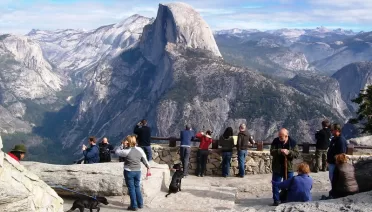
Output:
[270, 136, 299, 174]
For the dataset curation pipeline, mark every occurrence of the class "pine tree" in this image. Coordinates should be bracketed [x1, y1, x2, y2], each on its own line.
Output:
[349, 85, 372, 134]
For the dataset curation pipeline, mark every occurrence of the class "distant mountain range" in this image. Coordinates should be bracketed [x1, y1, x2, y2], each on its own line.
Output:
[0, 3, 371, 163]
[214, 27, 372, 77]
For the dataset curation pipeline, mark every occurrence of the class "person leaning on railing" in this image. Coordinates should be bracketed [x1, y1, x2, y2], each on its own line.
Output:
[195, 130, 213, 177]
[218, 127, 234, 178]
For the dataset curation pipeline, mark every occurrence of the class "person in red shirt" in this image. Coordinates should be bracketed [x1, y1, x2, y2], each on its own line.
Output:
[7, 144, 27, 162]
[195, 130, 213, 177]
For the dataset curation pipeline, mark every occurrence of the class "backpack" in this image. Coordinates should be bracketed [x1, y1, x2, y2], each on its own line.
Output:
[99, 145, 111, 160]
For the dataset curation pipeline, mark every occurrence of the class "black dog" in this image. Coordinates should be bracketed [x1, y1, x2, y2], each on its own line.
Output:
[166, 163, 184, 197]
[67, 196, 109, 212]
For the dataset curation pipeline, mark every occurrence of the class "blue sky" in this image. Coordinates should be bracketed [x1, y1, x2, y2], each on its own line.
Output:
[1, 0, 372, 34]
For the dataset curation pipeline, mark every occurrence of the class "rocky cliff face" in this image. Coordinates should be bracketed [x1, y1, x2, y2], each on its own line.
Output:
[28, 15, 153, 86]
[332, 62, 372, 112]
[60, 2, 343, 151]
[215, 33, 310, 79]
[287, 73, 350, 119]
[0, 34, 66, 134]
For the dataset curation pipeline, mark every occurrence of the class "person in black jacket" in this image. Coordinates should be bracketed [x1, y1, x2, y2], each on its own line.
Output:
[315, 120, 332, 172]
[327, 123, 347, 182]
[133, 119, 152, 162]
[99, 137, 114, 163]
[218, 127, 234, 177]
[236, 124, 255, 178]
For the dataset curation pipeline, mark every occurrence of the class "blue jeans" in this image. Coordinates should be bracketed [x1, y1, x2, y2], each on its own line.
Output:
[272, 172, 294, 202]
[124, 170, 143, 209]
[180, 147, 191, 176]
[222, 152, 232, 177]
[328, 163, 336, 182]
[238, 150, 247, 177]
[141, 146, 152, 162]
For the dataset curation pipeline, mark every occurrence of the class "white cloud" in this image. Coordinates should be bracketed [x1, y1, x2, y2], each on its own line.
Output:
[1, 0, 372, 34]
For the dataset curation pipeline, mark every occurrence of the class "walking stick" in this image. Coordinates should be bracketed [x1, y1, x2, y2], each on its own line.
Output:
[284, 155, 288, 180]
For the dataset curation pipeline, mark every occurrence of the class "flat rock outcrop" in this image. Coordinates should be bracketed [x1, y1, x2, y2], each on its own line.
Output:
[0, 136, 64, 212]
[22, 161, 170, 200]
[275, 191, 372, 212]
[354, 159, 372, 192]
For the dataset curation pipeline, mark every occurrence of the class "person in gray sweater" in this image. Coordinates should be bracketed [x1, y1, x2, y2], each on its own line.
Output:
[116, 135, 150, 211]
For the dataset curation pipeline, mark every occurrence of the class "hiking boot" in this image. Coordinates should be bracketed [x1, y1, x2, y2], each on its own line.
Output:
[272, 201, 280, 206]
[127, 206, 138, 211]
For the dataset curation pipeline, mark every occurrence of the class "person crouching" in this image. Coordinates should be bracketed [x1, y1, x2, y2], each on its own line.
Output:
[272, 162, 313, 203]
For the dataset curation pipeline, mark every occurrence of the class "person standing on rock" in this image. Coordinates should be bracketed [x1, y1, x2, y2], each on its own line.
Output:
[134, 119, 152, 162]
[99, 137, 114, 163]
[115, 135, 150, 211]
[180, 124, 195, 177]
[83, 136, 100, 164]
[195, 130, 213, 177]
[236, 124, 255, 178]
[327, 123, 347, 182]
[7, 144, 27, 162]
[315, 119, 332, 172]
[219, 127, 234, 177]
[270, 128, 299, 206]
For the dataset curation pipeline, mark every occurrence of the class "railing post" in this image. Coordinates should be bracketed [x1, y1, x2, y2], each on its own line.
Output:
[169, 137, 177, 147]
[256, 141, 263, 151]
[347, 144, 354, 155]
[302, 142, 310, 154]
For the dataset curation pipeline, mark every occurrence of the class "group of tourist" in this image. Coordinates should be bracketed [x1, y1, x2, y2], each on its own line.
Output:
[5, 118, 361, 210]
[180, 123, 255, 178]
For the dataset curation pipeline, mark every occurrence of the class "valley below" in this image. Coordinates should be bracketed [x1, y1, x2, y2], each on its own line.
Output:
[0, 2, 371, 163]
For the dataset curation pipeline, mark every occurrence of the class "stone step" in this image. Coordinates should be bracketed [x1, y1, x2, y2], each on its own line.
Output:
[148, 185, 237, 211]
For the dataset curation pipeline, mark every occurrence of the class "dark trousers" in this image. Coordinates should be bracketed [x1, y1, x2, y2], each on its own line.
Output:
[272, 172, 294, 202]
[180, 147, 191, 176]
[140, 146, 152, 162]
[221, 151, 232, 177]
[196, 149, 209, 176]
[315, 149, 327, 171]
[238, 150, 247, 177]
[124, 170, 143, 209]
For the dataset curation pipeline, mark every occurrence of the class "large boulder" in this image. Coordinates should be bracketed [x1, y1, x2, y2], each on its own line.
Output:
[354, 159, 372, 192]
[0, 136, 64, 212]
[22, 162, 124, 196]
[349, 136, 372, 146]
[22, 161, 170, 200]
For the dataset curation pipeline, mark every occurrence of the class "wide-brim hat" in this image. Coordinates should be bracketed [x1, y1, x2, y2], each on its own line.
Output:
[10, 144, 27, 153]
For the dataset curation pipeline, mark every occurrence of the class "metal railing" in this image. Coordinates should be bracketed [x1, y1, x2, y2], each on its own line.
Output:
[150, 136, 372, 155]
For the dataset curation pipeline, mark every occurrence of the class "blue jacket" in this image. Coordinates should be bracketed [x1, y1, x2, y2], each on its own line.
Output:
[327, 136, 347, 164]
[83, 145, 100, 164]
[180, 130, 195, 146]
[274, 174, 313, 202]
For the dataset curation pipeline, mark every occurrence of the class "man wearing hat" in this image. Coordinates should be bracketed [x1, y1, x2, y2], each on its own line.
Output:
[8, 144, 27, 162]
